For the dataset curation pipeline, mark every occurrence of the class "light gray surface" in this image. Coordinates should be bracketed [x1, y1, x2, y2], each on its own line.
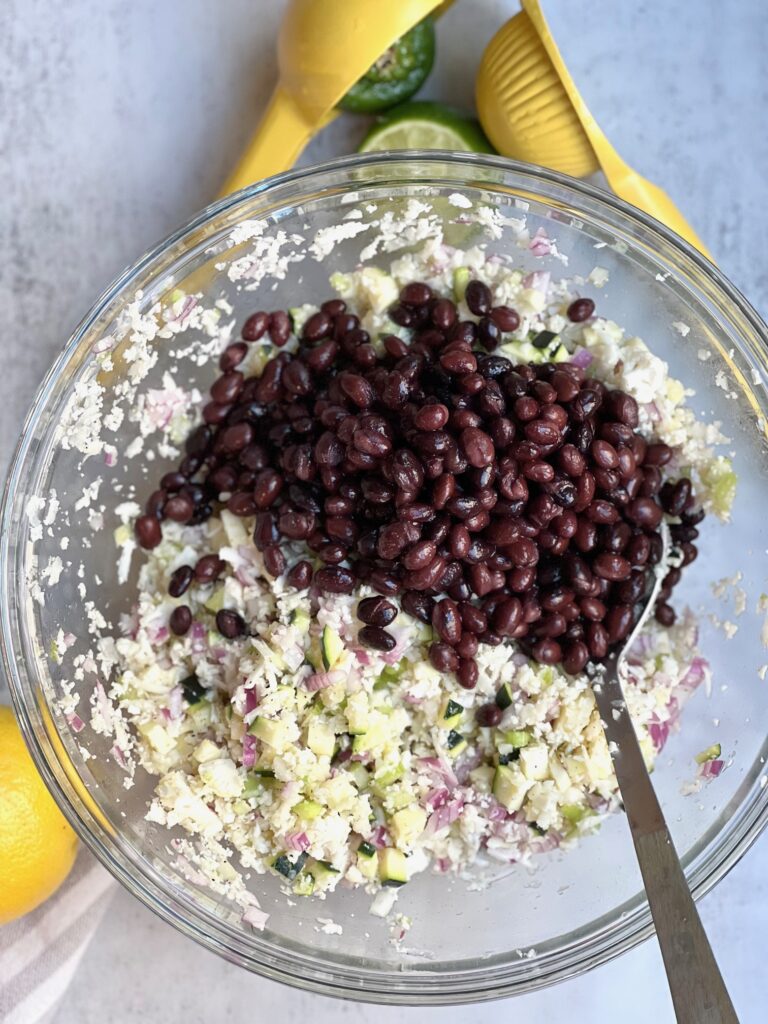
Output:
[1, 0, 766, 1020]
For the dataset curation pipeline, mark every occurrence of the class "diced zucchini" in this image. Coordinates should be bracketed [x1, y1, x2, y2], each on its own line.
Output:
[358, 840, 377, 858]
[181, 673, 207, 705]
[307, 718, 335, 758]
[249, 717, 289, 750]
[187, 700, 212, 730]
[193, 739, 221, 764]
[519, 742, 549, 781]
[453, 266, 471, 302]
[272, 851, 308, 880]
[498, 751, 520, 765]
[204, 587, 225, 614]
[291, 608, 311, 633]
[499, 339, 553, 365]
[439, 697, 464, 729]
[345, 691, 370, 735]
[308, 859, 340, 889]
[495, 682, 514, 710]
[292, 874, 315, 896]
[372, 762, 403, 787]
[704, 457, 737, 518]
[378, 847, 409, 887]
[530, 329, 558, 349]
[347, 762, 370, 791]
[294, 799, 323, 821]
[551, 343, 570, 363]
[493, 763, 532, 813]
[695, 743, 722, 764]
[358, 851, 378, 880]
[242, 776, 265, 798]
[503, 729, 531, 748]
[351, 715, 390, 755]
[445, 730, 467, 758]
[322, 625, 345, 670]
[374, 661, 407, 690]
[137, 721, 175, 755]
[389, 807, 427, 846]
[561, 803, 589, 825]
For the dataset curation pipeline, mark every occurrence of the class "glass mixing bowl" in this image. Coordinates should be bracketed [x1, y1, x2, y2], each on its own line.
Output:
[4, 154, 768, 1004]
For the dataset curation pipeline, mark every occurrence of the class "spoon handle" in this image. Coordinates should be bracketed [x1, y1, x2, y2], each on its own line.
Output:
[592, 671, 739, 1024]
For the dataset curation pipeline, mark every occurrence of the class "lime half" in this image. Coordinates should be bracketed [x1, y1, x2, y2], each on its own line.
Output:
[359, 101, 494, 154]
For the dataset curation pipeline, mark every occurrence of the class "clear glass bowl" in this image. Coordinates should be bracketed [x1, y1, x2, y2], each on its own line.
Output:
[3, 154, 768, 1004]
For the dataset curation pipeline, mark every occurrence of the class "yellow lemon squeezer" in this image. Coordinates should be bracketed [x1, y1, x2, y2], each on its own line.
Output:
[475, 0, 712, 260]
[221, 0, 448, 197]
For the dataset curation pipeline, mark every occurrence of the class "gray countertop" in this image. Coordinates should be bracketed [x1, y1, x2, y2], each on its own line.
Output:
[1, 1, 766, 1020]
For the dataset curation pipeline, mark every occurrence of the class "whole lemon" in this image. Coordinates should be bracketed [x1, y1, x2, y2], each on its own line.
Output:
[0, 705, 78, 923]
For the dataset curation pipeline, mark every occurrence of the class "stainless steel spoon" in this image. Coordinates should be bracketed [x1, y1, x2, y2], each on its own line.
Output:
[591, 523, 739, 1023]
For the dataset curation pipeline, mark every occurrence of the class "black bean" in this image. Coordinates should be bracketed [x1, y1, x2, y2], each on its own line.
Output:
[286, 560, 313, 590]
[567, 297, 595, 322]
[465, 279, 492, 316]
[216, 609, 246, 639]
[242, 311, 269, 341]
[170, 605, 192, 636]
[168, 565, 194, 598]
[358, 597, 397, 627]
[359, 625, 396, 651]
[135, 514, 162, 549]
[315, 566, 355, 594]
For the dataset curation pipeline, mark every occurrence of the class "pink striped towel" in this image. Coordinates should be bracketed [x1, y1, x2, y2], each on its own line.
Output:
[0, 851, 115, 1024]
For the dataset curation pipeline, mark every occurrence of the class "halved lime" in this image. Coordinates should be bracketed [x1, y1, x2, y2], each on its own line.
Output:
[358, 101, 495, 154]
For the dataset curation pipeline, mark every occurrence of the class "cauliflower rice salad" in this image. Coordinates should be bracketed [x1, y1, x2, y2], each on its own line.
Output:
[59, 205, 736, 925]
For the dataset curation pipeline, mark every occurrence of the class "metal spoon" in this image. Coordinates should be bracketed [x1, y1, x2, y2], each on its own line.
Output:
[591, 523, 738, 1023]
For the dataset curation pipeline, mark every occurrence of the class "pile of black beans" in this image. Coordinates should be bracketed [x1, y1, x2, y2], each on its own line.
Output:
[134, 279, 701, 686]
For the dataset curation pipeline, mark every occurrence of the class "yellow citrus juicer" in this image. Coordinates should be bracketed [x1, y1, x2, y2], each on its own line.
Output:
[220, 0, 449, 197]
[476, 0, 712, 260]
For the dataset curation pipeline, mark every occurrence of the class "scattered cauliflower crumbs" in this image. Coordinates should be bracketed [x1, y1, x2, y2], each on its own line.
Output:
[672, 321, 691, 337]
[587, 266, 609, 287]
[448, 192, 473, 209]
[316, 917, 343, 936]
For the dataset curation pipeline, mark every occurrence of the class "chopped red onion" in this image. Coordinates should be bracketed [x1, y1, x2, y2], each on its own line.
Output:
[522, 270, 551, 292]
[242, 734, 257, 768]
[699, 758, 725, 779]
[570, 346, 594, 369]
[304, 669, 345, 692]
[284, 831, 310, 852]
[242, 905, 269, 930]
[370, 825, 389, 848]
[244, 687, 259, 715]
[417, 756, 459, 790]
[425, 796, 464, 835]
[111, 743, 128, 770]
[529, 227, 553, 257]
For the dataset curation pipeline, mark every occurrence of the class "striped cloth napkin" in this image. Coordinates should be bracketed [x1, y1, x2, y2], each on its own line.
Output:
[0, 852, 115, 1024]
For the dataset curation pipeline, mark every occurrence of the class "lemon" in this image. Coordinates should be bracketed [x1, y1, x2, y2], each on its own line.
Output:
[0, 705, 78, 923]
[358, 100, 495, 154]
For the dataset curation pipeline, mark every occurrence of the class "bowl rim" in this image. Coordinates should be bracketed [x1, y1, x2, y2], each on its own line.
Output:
[3, 150, 768, 1004]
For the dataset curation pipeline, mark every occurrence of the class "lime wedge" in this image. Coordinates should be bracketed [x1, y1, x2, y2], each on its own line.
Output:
[358, 101, 495, 155]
